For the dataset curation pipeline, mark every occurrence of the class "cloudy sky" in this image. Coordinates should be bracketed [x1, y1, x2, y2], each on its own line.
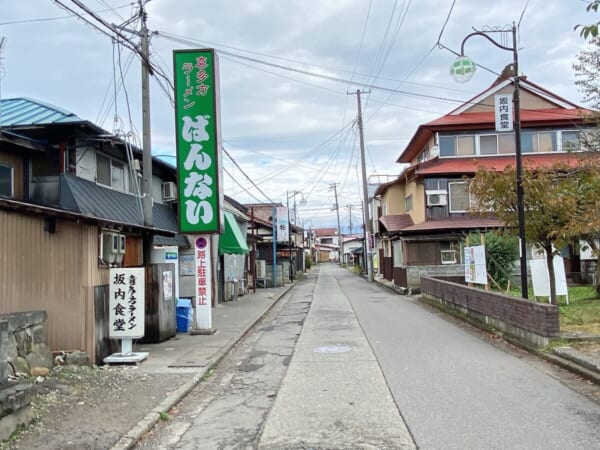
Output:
[0, 0, 595, 230]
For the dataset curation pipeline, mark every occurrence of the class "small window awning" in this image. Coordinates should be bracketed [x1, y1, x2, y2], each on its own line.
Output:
[219, 211, 250, 255]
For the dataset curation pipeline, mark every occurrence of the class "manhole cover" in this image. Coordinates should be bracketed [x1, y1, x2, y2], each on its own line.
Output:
[313, 344, 352, 354]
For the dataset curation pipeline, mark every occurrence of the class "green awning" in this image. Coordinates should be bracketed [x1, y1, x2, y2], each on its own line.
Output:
[219, 211, 250, 255]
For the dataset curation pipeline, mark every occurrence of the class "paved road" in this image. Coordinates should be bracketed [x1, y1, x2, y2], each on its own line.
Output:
[332, 265, 600, 450]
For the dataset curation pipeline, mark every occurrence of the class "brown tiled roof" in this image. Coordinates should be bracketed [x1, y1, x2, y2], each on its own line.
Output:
[400, 217, 503, 233]
[379, 214, 414, 232]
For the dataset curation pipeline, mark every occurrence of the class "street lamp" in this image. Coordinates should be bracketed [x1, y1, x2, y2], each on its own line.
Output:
[450, 23, 528, 299]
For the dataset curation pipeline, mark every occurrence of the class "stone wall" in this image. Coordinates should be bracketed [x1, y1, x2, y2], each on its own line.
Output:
[0, 311, 53, 378]
[420, 277, 559, 348]
[0, 310, 51, 441]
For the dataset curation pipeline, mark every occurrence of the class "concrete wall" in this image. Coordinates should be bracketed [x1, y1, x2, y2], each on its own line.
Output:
[420, 277, 559, 348]
[403, 264, 465, 288]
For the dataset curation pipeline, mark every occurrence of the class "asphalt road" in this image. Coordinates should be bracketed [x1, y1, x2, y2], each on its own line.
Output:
[335, 265, 600, 450]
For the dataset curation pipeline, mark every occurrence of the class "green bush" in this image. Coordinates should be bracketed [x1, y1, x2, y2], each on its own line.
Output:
[466, 231, 518, 289]
[305, 253, 313, 269]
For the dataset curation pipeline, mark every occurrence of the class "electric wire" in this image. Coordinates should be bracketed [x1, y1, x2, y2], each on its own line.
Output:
[0, 2, 134, 26]
[223, 147, 273, 203]
[223, 166, 265, 204]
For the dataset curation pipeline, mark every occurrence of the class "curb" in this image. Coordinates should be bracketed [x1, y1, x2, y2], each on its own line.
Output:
[110, 283, 296, 450]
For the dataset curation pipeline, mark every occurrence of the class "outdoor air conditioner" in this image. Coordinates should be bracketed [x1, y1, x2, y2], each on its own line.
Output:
[426, 190, 447, 207]
[161, 181, 177, 202]
[101, 232, 119, 264]
[114, 234, 126, 264]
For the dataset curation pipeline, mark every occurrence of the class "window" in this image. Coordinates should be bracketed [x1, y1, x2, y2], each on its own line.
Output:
[440, 242, 457, 264]
[440, 135, 476, 157]
[449, 182, 470, 213]
[561, 131, 580, 152]
[439, 129, 580, 158]
[498, 133, 516, 154]
[96, 153, 126, 191]
[479, 134, 498, 155]
[0, 163, 13, 198]
[405, 194, 413, 212]
[521, 131, 556, 153]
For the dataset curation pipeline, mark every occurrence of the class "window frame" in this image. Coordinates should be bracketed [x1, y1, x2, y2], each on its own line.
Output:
[0, 163, 14, 198]
[404, 194, 413, 212]
[448, 181, 471, 213]
[96, 152, 127, 191]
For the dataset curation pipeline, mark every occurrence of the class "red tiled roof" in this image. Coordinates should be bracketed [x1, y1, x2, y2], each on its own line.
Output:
[400, 217, 503, 233]
[413, 153, 585, 177]
[379, 214, 414, 232]
[426, 108, 585, 127]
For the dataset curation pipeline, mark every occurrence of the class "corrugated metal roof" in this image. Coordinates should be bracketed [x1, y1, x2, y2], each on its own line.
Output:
[61, 173, 187, 247]
[0, 97, 83, 126]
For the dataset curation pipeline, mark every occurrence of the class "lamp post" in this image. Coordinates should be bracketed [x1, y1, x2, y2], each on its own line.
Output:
[450, 23, 528, 299]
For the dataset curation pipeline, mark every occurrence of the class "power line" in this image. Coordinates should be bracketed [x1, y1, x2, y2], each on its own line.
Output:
[223, 147, 273, 203]
[0, 2, 134, 26]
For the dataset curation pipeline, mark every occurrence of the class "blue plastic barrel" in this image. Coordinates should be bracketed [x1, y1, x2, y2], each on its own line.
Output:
[176, 298, 193, 333]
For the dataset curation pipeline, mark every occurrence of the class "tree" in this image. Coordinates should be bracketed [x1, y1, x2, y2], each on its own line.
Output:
[573, 19, 600, 295]
[575, 0, 600, 39]
[465, 231, 518, 290]
[469, 160, 600, 304]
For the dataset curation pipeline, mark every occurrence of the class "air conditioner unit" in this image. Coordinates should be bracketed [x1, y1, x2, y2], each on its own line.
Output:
[161, 181, 177, 202]
[102, 232, 119, 264]
[426, 190, 447, 207]
[115, 234, 126, 264]
[430, 145, 440, 158]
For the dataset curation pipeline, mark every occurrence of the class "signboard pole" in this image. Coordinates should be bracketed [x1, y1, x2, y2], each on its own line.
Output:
[272, 207, 277, 287]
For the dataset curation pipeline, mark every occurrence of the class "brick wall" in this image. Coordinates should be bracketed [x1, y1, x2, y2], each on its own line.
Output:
[420, 277, 559, 348]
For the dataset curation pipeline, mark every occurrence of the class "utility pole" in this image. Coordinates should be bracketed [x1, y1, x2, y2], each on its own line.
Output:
[349, 89, 374, 281]
[330, 183, 343, 265]
[346, 204, 353, 235]
[139, 1, 153, 263]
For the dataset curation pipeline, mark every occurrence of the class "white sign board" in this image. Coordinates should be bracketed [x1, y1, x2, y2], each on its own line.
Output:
[530, 256, 569, 302]
[464, 245, 487, 285]
[194, 235, 213, 329]
[495, 94, 513, 132]
[276, 206, 289, 242]
[109, 267, 145, 339]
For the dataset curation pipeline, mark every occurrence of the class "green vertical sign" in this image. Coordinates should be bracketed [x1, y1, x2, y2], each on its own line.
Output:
[173, 49, 221, 233]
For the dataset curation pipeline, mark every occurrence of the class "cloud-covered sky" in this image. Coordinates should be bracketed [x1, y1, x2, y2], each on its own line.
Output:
[0, 0, 595, 230]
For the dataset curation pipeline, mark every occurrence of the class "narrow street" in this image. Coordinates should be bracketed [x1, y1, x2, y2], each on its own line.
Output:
[135, 264, 600, 449]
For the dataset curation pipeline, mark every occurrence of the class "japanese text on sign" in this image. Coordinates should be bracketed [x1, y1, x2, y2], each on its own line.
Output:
[174, 49, 221, 233]
[109, 267, 145, 339]
[494, 94, 513, 132]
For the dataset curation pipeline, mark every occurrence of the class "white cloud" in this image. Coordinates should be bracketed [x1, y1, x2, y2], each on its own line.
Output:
[0, 0, 595, 228]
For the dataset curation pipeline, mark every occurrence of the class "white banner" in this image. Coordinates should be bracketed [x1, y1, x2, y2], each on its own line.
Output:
[109, 267, 145, 339]
[464, 245, 487, 285]
[495, 94, 513, 132]
[276, 206, 289, 242]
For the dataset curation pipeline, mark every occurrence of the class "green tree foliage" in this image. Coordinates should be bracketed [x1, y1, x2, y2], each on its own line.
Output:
[466, 231, 518, 290]
[469, 160, 600, 303]
[575, 0, 600, 39]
